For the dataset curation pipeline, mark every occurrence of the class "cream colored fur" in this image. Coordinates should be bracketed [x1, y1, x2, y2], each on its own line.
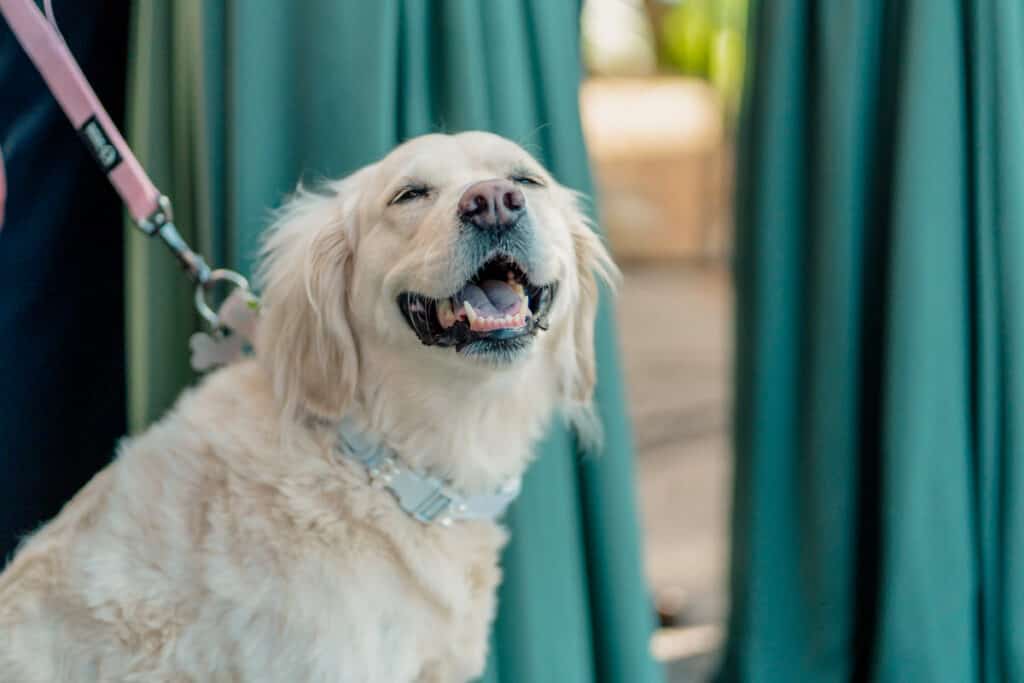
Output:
[0, 132, 616, 682]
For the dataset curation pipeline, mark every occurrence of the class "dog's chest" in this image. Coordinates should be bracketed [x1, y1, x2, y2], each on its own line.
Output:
[190, 516, 504, 683]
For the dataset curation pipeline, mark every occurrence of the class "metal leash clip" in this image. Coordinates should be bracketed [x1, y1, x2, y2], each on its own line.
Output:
[137, 196, 213, 285]
[136, 195, 256, 328]
[137, 196, 261, 370]
[194, 269, 256, 330]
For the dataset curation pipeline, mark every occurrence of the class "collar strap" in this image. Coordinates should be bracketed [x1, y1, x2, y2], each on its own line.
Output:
[336, 420, 521, 526]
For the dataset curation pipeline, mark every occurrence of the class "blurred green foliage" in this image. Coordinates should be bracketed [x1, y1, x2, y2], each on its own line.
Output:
[656, 0, 748, 119]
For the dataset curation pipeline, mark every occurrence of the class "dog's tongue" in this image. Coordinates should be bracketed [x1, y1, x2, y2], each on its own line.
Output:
[457, 280, 523, 318]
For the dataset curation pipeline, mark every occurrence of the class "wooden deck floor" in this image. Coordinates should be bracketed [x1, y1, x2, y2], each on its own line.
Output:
[616, 264, 732, 680]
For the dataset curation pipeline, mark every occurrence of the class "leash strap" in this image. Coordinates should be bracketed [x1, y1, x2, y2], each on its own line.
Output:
[0, 0, 216, 285]
[0, 0, 158, 223]
[0, 0, 260, 330]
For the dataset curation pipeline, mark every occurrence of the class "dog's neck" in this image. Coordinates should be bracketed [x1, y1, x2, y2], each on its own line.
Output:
[344, 344, 559, 495]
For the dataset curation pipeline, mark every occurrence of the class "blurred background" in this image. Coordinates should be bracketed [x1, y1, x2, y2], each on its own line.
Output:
[579, 0, 746, 679]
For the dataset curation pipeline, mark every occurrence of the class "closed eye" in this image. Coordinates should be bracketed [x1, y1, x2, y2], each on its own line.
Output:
[389, 185, 431, 205]
[510, 174, 545, 188]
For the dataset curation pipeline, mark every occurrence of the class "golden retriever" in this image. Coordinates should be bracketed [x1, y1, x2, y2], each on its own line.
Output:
[0, 132, 616, 682]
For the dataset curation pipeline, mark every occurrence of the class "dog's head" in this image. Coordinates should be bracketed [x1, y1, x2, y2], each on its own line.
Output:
[257, 132, 617, 443]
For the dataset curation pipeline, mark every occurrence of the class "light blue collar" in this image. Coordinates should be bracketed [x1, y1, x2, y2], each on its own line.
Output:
[335, 418, 521, 526]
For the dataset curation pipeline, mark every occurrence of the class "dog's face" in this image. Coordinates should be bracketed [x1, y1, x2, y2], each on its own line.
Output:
[356, 132, 576, 365]
[257, 132, 616, 432]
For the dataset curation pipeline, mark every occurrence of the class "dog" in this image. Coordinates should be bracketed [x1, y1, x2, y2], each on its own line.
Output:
[0, 131, 617, 682]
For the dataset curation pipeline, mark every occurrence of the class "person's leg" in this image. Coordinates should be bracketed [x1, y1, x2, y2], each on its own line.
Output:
[0, 0, 131, 562]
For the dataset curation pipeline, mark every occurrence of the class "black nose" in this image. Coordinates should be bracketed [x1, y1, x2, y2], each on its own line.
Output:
[458, 180, 525, 230]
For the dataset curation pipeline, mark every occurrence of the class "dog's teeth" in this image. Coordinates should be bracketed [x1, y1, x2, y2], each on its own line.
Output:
[437, 299, 454, 327]
[464, 301, 478, 325]
[511, 282, 525, 296]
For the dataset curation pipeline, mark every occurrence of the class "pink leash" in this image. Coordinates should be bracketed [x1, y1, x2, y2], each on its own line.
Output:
[0, 0, 253, 328]
[0, 0, 212, 281]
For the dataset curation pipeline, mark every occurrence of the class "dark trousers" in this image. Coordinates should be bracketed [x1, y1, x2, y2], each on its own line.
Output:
[0, 1, 130, 562]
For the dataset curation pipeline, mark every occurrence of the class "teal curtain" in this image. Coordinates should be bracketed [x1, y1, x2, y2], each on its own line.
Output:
[723, 1, 1024, 681]
[126, 3, 662, 682]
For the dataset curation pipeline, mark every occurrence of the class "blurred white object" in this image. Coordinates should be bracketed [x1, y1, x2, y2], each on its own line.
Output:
[581, 0, 657, 77]
[650, 624, 722, 661]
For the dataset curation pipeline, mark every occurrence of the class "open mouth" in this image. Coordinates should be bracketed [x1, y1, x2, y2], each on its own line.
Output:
[397, 254, 556, 353]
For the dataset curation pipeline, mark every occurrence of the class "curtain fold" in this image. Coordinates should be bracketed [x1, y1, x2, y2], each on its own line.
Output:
[127, 2, 661, 682]
[722, 1, 1024, 681]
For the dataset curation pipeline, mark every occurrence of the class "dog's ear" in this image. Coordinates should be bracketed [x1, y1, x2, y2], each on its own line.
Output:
[256, 179, 360, 422]
[559, 191, 620, 451]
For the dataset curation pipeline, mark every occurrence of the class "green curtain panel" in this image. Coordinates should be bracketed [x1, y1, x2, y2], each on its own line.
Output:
[125, 2, 662, 682]
[723, 1, 1024, 681]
